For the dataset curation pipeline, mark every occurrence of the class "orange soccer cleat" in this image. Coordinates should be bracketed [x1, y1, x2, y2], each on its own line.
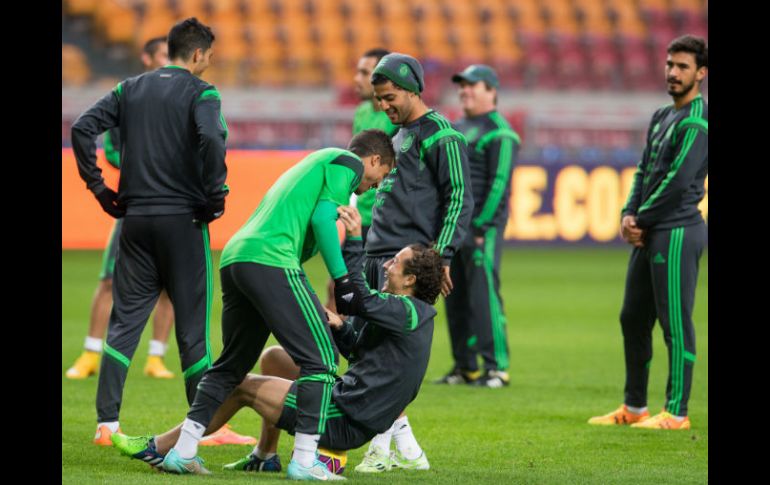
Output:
[631, 410, 691, 430]
[199, 424, 257, 446]
[588, 404, 650, 426]
[93, 424, 122, 446]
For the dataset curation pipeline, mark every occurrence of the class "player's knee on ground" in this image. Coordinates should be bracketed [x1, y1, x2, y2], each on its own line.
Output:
[260, 345, 301, 380]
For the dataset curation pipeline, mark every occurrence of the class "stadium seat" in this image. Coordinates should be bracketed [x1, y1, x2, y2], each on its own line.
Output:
[66, 0, 98, 17]
[62, 44, 92, 86]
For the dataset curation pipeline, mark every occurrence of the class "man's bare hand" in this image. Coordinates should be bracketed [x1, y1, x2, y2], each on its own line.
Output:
[620, 215, 645, 247]
[441, 265, 453, 297]
[324, 307, 344, 330]
[337, 206, 362, 238]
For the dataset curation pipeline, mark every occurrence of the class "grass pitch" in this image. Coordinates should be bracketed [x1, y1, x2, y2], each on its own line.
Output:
[62, 247, 707, 484]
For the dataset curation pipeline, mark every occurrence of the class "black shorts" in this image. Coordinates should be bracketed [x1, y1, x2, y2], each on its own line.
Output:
[276, 381, 375, 450]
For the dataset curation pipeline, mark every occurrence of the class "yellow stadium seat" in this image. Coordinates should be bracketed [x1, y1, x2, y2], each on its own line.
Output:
[66, 0, 98, 16]
[62, 44, 91, 86]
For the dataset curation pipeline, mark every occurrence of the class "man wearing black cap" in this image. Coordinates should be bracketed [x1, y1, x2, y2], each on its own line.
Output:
[438, 65, 521, 388]
[352, 52, 473, 473]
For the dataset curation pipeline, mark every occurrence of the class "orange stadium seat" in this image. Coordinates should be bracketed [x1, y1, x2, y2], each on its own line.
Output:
[208, 0, 241, 15]
[573, 0, 613, 37]
[542, 0, 580, 37]
[510, 0, 546, 36]
[137, 12, 177, 50]
[66, 0, 98, 16]
[62, 44, 92, 86]
[176, 0, 209, 24]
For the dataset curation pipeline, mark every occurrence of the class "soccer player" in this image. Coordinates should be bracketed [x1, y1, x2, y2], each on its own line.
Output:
[72, 17, 232, 445]
[438, 65, 521, 388]
[349, 52, 474, 472]
[588, 35, 708, 430]
[325, 48, 396, 313]
[146, 130, 395, 479]
[66, 37, 177, 384]
[112, 206, 444, 481]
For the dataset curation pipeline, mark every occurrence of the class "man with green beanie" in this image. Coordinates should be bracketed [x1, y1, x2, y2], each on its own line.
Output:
[353, 52, 474, 473]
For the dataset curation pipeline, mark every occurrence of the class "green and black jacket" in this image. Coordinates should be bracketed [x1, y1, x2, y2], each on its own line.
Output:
[454, 110, 520, 235]
[622, 94, 708, 230]
[72, 66, 229, 216]
[331, 238, 436, 433]
[366, 109, 474, 264]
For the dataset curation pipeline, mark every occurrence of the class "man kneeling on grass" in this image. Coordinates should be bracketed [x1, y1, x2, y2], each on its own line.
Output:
[112, 206, 443, 481]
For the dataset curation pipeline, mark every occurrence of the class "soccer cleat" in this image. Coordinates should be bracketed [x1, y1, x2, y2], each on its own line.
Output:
[390, 449, 430, 470]
[471, 369, 510, 388]
[161, 448, 211, 475]
[287, 458, 346, 481]
[199, 423, 257, 446]
[66, 350, 100, 379]
[223, 453, 282, 472]
[588, 404, 650, 426]
[93, 424, 121, 446]
[354, 446, 391, 473]
[143, 355, 174, 379]
[631, 410, 691, 430]
[112, 434, 165, 469]
[433, 368, 481, 385]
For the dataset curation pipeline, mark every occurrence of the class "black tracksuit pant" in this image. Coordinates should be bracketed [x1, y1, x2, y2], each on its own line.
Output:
[97, 214, 213, 422]
[187, 262, 339, 436]
[621, 222, 706, 417]
[445, 227, 509, 372]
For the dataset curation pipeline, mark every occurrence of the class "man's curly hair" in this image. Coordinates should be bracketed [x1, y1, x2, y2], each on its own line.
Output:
[402, 244, 444, 304]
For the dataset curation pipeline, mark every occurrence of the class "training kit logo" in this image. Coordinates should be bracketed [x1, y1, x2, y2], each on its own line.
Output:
[399, 63, 410, 77]
[401, 132, 415, 152]
[653, 253, 666, 264]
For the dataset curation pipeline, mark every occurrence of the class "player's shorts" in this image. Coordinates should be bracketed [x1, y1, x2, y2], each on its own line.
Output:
[99, 219, 123, 280]
[276, 381, 375, 450]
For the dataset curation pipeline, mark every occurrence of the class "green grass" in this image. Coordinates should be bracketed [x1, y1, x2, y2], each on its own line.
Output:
[62, 248, 708, 484]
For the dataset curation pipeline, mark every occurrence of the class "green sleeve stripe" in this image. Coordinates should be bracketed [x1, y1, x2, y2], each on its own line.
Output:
[676, 116, 708, 135]
[427, 112, 450, 130]
[639, 99, 703, 214]
[348, 236, 363, 241]
[638, 126, 699, 213]
[622, 161, 644, 214]
[474, 136, 514, 227]
[103, 130, 120, 168]
[219, 112, 229, 140]
[197, 88, 221, 102]
[435, 140, 460, 251]
[104, 343, 130, 369]
[476, 128, 521, 153]
[183, 356, 211, 380]
[112, 82, 123, 100]
[436, 140, 465, 253]
[419, 128, 467, 156]
[397, 296, 419, 332]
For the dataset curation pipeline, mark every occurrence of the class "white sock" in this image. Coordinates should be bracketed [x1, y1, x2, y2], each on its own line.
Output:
[626, 405, 647, 414]
[148, 340, 167, 357]
[174, 418, 206, 459]
[292, 433, 320, 468]
[369, 423, 394, 452]
[97, 421, 119, 433]
[392, 416, 422, 460]
[672, 414, 686, 421]
[84, 336, 103, 353]
[253, 446, 276, 460]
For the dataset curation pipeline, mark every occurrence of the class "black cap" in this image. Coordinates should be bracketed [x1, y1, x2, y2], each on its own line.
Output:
[451, 64, 499, 88]
[372, 53, 424, 93]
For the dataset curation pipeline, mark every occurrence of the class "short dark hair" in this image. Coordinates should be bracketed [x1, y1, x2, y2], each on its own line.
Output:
[348, 129, 396, 168]
[362, 48, 390, 63]
[168, 18, 215, 61]
[403, 244, 444, 305]
[667, 35, 708, 69]
[143, 36, 167, 56]
[371, 72, 403, 89]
